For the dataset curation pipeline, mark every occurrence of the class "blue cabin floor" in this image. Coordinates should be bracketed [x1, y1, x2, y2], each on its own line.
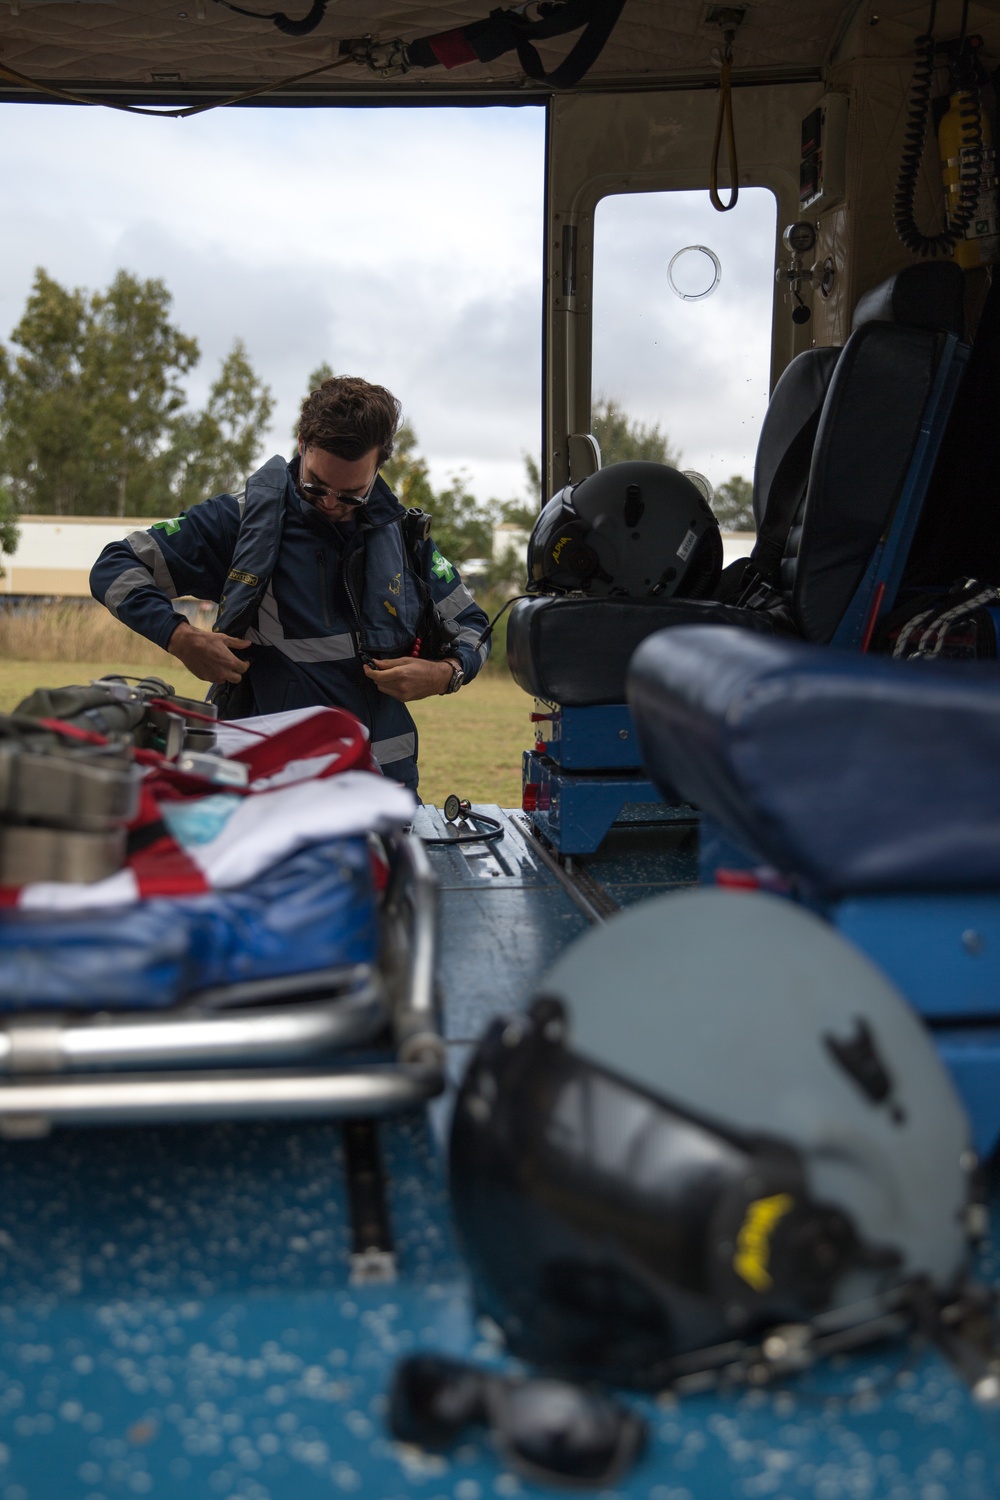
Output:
[0, 806, 998, 1499]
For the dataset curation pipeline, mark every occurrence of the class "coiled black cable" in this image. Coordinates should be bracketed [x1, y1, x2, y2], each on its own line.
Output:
[211, 0, 328, 37]
[894, 3, 983, 257]
[421, 808, 504, 847]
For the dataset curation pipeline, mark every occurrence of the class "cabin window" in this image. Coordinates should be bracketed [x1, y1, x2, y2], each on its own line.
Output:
[591, 188, 777, 525]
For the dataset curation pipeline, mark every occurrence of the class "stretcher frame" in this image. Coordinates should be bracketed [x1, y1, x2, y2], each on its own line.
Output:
[0, 830, 444, 1134]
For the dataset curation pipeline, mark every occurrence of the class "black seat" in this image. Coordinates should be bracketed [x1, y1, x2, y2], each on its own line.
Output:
[508, 261, 966, 707]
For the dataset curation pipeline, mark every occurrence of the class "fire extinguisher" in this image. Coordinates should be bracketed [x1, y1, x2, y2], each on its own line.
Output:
[938, 37, 1000, 268]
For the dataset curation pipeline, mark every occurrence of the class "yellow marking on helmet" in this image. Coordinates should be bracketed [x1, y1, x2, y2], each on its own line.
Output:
[733, 1192, 794, 1293]
[551, 534, 573, 564]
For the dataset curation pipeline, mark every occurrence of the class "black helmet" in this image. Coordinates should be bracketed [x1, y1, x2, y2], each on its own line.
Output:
[450, 891, 973, 1388]
[526, 461, 722, 598]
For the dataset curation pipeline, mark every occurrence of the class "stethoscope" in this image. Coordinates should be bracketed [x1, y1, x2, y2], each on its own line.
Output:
[420, 794, 504, 847]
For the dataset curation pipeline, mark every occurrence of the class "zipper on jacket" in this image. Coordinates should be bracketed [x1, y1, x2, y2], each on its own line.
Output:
[342, 532, 366, 654]
[341, 529, 377, 735]
[316, 549, 334, 631]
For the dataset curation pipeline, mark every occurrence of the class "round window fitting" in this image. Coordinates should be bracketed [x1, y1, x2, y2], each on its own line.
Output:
[668, 245, 722, 301]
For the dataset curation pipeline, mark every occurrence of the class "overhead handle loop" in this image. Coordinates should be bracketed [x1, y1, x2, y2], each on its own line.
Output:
[709, 34, 740, 213]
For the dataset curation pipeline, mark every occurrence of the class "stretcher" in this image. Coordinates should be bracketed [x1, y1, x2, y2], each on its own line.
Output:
[0, 692, 444, 1135]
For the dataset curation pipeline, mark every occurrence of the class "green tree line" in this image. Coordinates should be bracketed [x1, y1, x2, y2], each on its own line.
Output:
[0, 268, 273, 518]
[0, 270, 755, 562]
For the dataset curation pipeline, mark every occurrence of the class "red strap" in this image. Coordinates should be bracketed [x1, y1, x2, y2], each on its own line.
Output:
[427, 27, 479, 67]
[147, 699, 268, 737]
[715, 868, 761, 889]
[231, 707, 374, 781]
[131, 833, 211, 897]
[35, 718, 109, 746]
[369, 845, 390, 892]
[860, 581, 886, 654]
[126, 783, 211, 897]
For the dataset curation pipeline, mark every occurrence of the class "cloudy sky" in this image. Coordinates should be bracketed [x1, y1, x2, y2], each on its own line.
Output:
[0, 101, 777, 509]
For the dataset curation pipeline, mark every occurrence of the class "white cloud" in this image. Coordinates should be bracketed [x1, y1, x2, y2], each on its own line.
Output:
[0, 103, 777, 509]
[592, 187, 778, 488]
[0, 102, 545, 504]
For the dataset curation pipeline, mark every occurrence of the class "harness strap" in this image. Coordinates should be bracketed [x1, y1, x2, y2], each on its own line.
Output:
[214, 455, 289, 641]
[394, 0, 626, 90]
[513, 0, 628, 90]
[893, 583, 1000, 658]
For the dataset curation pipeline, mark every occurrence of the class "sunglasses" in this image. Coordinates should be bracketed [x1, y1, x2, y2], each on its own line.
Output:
[388, 1353, 647, 1489]
[298, 458, 378, 509]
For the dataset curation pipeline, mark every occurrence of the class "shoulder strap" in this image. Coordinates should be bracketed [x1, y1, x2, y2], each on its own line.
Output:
[402, 506, 433, 569]
[214, 455, 289, 639]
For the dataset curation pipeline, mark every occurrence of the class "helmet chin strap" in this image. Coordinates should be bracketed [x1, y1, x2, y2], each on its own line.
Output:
[663, 1280, 1000, 1405]
[660, 1285, 915, 1396]
[925, 1282, 1000, 1405]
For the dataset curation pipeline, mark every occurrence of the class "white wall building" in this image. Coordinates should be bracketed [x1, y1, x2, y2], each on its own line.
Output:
[0, 518, 756, 598]
[0, 516, 162, 597]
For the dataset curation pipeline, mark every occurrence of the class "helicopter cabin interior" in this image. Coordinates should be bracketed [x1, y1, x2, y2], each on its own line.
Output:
[0, 2, 999, 1497]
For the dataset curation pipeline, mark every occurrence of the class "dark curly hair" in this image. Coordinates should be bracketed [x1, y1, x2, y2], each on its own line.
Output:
[297, 375, 402, 465]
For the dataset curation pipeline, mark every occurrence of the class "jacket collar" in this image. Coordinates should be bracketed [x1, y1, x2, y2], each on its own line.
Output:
[284, 456, 404, 532]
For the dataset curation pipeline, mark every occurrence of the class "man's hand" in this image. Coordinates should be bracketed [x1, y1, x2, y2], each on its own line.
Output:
[363, 657, 456, 702]
[168, 620, 251, 684]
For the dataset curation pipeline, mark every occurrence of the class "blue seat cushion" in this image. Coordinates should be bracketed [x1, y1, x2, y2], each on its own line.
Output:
[627, 626, 1000, 893]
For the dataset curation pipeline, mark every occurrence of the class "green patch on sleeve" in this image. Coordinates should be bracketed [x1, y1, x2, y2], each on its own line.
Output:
[431, 549, 455, 583]
[152, 516, 183, 535]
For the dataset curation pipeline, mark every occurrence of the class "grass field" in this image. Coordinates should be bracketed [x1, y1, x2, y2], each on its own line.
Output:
[0, 598, 534, 807]
[408, 672, 533, 807]
[0, 655, 534, 809]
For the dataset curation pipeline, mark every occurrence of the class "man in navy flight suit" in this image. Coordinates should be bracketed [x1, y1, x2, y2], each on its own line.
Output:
[91, 376, 490, 793]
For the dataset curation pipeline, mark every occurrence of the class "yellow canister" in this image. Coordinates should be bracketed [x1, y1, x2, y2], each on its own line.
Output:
[939, 90, 1000, 268]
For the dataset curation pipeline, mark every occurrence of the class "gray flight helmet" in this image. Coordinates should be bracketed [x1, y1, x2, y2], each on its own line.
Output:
[450, 890, 973, 1384]
[527, 461, 722, 597]
[543, 890, 971, 1297]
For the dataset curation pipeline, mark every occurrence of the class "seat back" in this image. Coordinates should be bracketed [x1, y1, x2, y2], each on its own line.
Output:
[780, 261, 967, 644]
[748, 345, 841, 585]
[507, 264, 968, 707]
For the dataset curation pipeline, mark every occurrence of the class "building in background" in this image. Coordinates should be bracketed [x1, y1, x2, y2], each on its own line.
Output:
[2, 518, 756, 598]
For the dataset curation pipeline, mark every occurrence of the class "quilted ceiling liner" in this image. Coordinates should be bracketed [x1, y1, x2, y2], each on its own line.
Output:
[0, 0, 862, 101]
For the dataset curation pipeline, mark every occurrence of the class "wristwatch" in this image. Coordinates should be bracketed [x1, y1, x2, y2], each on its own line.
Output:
[441, 660, 464, 695]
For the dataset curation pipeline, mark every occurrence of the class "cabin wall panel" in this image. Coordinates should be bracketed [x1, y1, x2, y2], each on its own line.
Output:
[844, 59, 945, 310]
[812, 204, 851, 346]
[828, 0, 1000, 330]
[545, 83, 823, 496]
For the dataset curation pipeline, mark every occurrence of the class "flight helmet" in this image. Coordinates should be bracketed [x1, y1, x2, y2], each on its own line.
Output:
[526, 461, 722, 598]
[450, 890, 973, 1388]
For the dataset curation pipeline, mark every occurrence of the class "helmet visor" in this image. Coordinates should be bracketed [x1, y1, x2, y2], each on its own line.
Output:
[451, 1005, 860, 1384]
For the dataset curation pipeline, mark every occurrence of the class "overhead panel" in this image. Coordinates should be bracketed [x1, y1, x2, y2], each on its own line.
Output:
[0, 1, 849, 101]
